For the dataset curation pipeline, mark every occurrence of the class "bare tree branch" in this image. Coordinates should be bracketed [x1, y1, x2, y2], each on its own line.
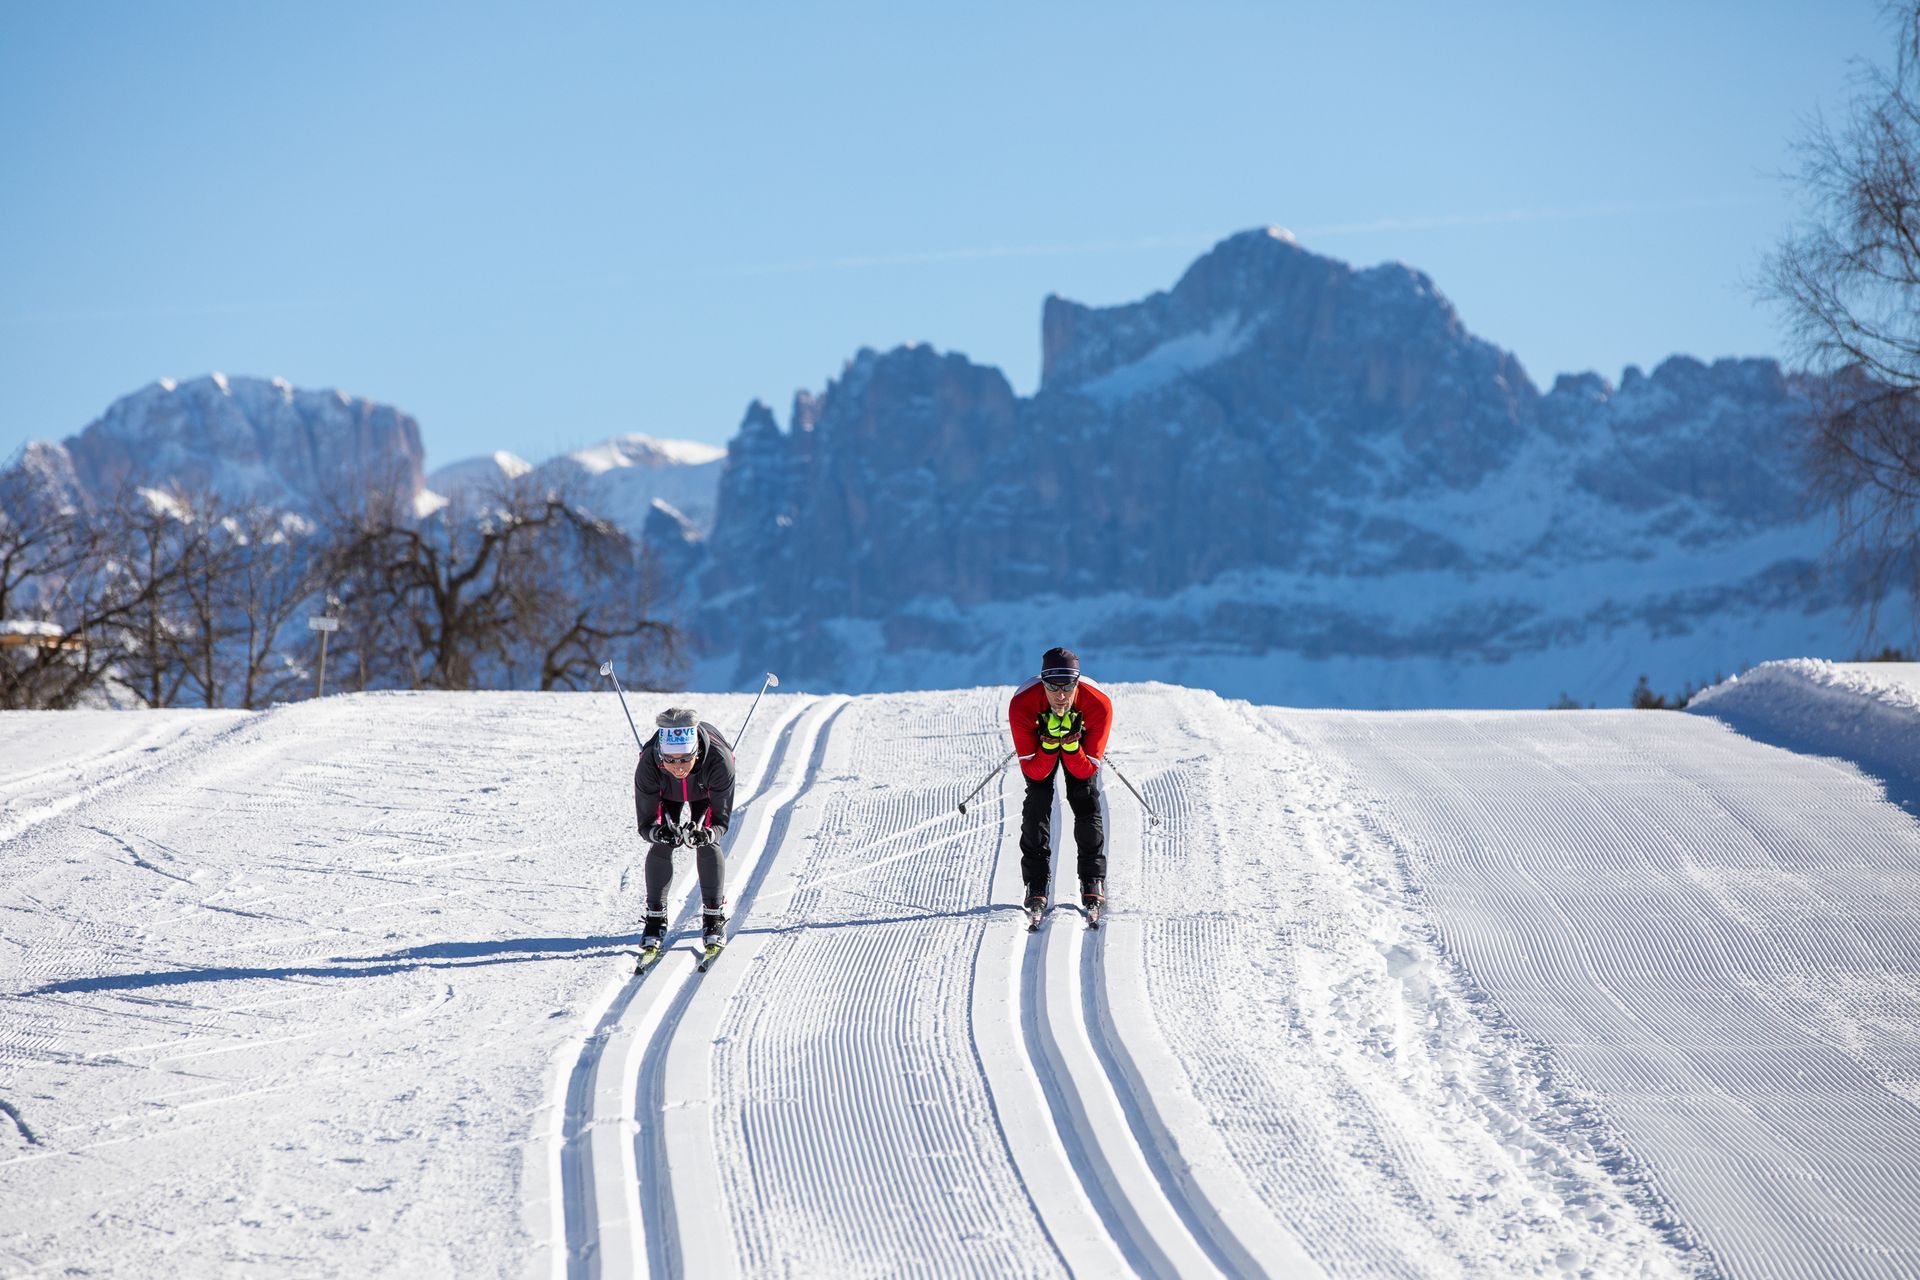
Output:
[1766, 1, 1920, 624]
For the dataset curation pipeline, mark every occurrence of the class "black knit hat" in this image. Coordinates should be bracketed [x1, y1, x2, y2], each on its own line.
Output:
[1040, 647, 1079, 684]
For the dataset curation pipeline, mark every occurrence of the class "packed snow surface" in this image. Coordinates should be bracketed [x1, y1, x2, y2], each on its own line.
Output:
[4, 679, 1919, 1277]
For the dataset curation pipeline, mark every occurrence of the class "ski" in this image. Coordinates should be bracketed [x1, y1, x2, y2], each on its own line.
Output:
[1081, 883, 1106, 931]
[695, 943, 726, 973]
[1025, 901, 1047, 932]
[633, 945, 665, 976]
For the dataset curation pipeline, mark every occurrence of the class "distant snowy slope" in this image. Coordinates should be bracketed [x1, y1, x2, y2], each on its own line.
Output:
[425, 433, 725, 538]
[424, 449, 533, 500]
[536, 433, 726, 536]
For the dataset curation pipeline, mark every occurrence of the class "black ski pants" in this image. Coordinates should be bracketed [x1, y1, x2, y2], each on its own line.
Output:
[1019, 761, 1105, 896]
[644, 839, 725, 913]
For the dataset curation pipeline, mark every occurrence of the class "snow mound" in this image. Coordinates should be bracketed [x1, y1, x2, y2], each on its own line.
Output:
[1689, 659, 1920, 790]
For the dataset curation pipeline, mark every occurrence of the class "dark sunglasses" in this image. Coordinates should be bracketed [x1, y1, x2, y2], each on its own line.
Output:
[1042, 677, 1078, 691]
[660, 753, 696, 765]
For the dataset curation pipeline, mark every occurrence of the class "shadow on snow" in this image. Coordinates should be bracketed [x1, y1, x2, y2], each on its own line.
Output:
[25, 934, 646, 996]
[24, 907, 1046, 997]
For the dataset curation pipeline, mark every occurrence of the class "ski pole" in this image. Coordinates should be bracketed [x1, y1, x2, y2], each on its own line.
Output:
[1105, 758, 1163, 827]
[598, 660, 645, 752]
[957, 751, 1016, 815]
[734, 671, 780, 751]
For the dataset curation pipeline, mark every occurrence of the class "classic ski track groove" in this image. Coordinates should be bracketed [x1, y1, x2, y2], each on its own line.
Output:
[708, 693, 1076, 1277]
[552, 697, 818, 1280]
[1077, 768, 1321, 1280]
[638, 698, 846, 1280]
[1013, 782, 1224, 1279]
[645, 702, 840, 1280]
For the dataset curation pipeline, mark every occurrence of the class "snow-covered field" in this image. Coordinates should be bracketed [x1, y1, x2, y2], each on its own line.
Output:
[4, 671, 1920, 1277]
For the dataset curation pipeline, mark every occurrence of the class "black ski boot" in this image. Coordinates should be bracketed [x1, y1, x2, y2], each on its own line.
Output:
[636, 911, 668, 972]
[697, 909, 728, 970]
[1080, 879, 1105, 929]
[1024, 890, 1048, 933]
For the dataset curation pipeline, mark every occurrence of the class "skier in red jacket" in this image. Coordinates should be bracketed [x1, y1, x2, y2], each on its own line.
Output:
[1007, 646, 1113, 920]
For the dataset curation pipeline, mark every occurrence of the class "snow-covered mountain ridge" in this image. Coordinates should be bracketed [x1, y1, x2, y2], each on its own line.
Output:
[424, 434, 725, 533]
[691, 227, 1910, 705]
[22, 373, 430, 515]
[20, 373, 725, 536]
[13, 227, 1913, 707]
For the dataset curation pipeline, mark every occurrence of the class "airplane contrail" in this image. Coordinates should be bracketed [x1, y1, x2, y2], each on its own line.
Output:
[706, 196, 1751, 278]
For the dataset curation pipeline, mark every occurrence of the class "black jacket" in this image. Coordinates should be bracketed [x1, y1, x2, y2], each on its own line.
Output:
[634, 721, 737, 834]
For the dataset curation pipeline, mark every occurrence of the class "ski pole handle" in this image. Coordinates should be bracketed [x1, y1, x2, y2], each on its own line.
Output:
[958, 750, 1016, 815]
[733, 671, 780, 753]
[598, 660, 645, 752]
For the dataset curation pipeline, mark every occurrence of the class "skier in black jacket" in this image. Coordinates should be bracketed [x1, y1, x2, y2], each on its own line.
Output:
[634, 706, 736, 955]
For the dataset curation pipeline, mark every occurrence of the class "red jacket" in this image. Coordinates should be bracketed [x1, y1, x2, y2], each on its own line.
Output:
[1008, 676, 1113, 781]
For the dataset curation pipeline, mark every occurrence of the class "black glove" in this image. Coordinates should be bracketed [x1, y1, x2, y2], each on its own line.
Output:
[647, 821, 678, 845]
[691, 825, 721, 846]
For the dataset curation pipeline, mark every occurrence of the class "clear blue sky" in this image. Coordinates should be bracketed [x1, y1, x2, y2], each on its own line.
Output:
[0, 1, 1890, 470]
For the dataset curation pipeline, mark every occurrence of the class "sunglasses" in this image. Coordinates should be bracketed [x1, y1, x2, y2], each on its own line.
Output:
[660, 753, 696, 766]
[1042, 678, 1078, 691]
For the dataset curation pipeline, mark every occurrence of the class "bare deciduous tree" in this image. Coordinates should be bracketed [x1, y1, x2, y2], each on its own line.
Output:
[153, 488, 330, 709]
[0, 475, 205, 709]
[525, 516, 680, 692]
[1768, 2, 1920, 620]
[0, 468, 108, 709]
[102, 487, 206, 709]
[326, 475, 678, 692]
[1, 451, 678, 706]
[227, 506, 329, 708]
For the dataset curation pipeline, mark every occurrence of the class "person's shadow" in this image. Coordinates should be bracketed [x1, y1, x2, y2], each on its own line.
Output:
[25, 906, 1030, 998]
[26, 933, 645, 996]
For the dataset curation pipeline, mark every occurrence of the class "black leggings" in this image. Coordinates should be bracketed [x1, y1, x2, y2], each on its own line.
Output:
[645, 839, 725, 913]
[1019, 764, 1106, 894]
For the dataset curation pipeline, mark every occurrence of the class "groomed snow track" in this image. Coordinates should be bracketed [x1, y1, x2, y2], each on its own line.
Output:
[553, 697, 834, 1277]
[545, 687, 1705, 1278]
[16, 681, 1920, 1277]
[548, 691, 1329, 1279]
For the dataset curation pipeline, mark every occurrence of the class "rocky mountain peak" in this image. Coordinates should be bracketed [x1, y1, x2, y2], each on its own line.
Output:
[1041, 226, 1347, 391]
[737, 399, 782, 441]
[680, 227, 1864, 703]
[53, 373, 427, 512]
